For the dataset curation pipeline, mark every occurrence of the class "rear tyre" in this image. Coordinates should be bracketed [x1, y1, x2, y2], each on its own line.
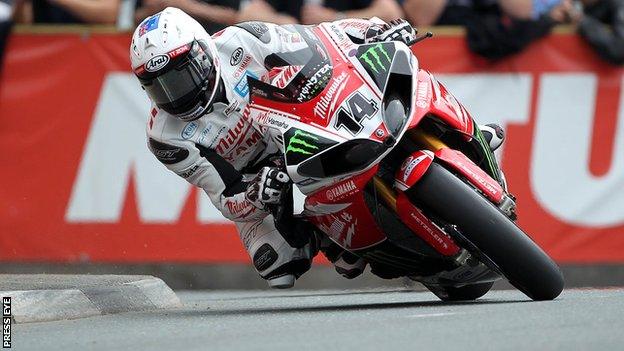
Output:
[409, 162, 564, 301]
[426, 282, 494, 301]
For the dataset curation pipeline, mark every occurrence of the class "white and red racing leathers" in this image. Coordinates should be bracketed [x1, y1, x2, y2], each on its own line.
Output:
[145, 17, 402, 285]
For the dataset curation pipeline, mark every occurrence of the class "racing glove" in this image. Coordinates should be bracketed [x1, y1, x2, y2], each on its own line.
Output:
[366, 19, 417, 46]
[245, 167, 291, 210]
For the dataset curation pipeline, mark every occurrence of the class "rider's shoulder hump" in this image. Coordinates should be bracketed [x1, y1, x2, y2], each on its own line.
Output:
[233, 21, 272, 44]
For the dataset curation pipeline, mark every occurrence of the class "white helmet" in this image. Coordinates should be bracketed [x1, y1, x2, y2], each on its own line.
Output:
[130, 7, 221, 121]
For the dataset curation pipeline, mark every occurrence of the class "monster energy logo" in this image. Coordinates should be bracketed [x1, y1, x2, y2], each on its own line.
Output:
[286, 130, 319, 155]
[359, 43, 392, 74]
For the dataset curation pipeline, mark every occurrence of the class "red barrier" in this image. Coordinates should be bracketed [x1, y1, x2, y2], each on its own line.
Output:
[1, 31, 623, 263]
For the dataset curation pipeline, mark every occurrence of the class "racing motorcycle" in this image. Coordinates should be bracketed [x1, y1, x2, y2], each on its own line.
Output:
[245, 23, 564, 301]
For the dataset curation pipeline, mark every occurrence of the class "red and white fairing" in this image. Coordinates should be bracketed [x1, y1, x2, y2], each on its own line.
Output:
[248, 21, 500, 257]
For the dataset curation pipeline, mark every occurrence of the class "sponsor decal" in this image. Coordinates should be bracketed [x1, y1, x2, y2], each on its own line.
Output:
[328, 24, 352, 52]
[324, 216, 346, 238]
[313, 71, 349, 118]
[400, 156, 414, 171]
[297, 64, 332, 102]
[178, 164, 199, 178]
[344, 20, 370, 31]
[459, 162, 499, 196]
[286, 130, 319, 155]
[257, 113, 290, 130]
[273, 65, 301, 89]
[214, 117, 262, 160]
[250, 22, 268, 36]
[148, 138, 189, 164]
[168, 44, 191, 59]
[234, 71, 258, 97]
[359, 43, 392, 74]
[226, 198, 255, 217]
[253, 243, 277, 271]
[402, 154, 428, 182]
[344, 221, 356, 246]
[181, 121, 199, 140]
[233, 55, 252, 79]
[138, 13, 160, 37]
[197, 125, 213, 145]
[325, 180, 357, 201]
[215, 118, 246, 154]
[319, 212, 357, 246]
[340, 215, 357, 247]
[255, 111, 270, 124]
[416, 81, 429, 108]
[409, 210, 450, 250]
[268, 117, 289, 129]
[230, 47, 244, 66]
[145, 54, 170, 72]
[224, 100, 240, 116]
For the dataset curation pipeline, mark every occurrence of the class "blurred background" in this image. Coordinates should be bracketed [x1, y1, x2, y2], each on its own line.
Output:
[0, 0, 623, 290]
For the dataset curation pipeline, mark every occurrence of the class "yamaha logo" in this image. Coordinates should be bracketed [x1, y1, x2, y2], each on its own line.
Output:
[145, 54, 170, 72]
[230, 47, 244, 66]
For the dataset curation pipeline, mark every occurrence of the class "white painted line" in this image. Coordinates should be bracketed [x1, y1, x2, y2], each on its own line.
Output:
[405, 312, 460, 319]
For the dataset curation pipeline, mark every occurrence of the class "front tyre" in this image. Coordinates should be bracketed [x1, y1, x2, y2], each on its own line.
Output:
[409, 162, 564, 301]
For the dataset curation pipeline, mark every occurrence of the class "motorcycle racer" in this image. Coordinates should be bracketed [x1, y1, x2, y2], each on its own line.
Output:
[130, 7, 503, 288]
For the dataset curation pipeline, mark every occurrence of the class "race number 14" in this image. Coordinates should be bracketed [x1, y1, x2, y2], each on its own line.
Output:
[2, 297, 10, 348]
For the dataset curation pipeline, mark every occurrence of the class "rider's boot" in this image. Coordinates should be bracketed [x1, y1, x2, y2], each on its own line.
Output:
[334, 252, 367, 279]
[479, 123, 505, 152]
[479, 123, 509, 190]
[238, 216, 314, 289]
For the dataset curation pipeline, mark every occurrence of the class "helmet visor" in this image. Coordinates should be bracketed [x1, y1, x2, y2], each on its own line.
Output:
[139, 40, 217, 115]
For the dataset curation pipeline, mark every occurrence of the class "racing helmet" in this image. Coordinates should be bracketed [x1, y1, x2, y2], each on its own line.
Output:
[130, 7, 221, 121]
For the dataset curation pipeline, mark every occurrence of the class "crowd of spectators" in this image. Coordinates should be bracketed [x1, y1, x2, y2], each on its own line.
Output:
[0, 0, 622, 66]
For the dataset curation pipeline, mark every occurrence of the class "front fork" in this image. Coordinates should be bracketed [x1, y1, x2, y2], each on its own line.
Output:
[372, 128, 518, 257]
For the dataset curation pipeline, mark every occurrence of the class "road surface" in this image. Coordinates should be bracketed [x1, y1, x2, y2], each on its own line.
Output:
[14, 288, 623, 350]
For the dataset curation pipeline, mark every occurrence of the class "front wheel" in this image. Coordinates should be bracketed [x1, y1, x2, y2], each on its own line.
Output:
[408, 162, 564, 301]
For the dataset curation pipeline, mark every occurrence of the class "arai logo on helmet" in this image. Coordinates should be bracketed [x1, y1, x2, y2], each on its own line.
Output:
[145, 54, 170, 72]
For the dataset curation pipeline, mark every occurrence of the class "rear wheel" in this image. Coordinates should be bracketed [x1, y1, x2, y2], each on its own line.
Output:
[408, 162, 564, 301]
[426, 282, 494, 301]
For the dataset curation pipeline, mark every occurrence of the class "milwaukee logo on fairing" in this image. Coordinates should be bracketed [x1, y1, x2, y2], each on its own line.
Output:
[416, 81, 430, 108]
[359, 44, 391, 74]
[286, 130, 318, 155]
[314, 72, 349, 118]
